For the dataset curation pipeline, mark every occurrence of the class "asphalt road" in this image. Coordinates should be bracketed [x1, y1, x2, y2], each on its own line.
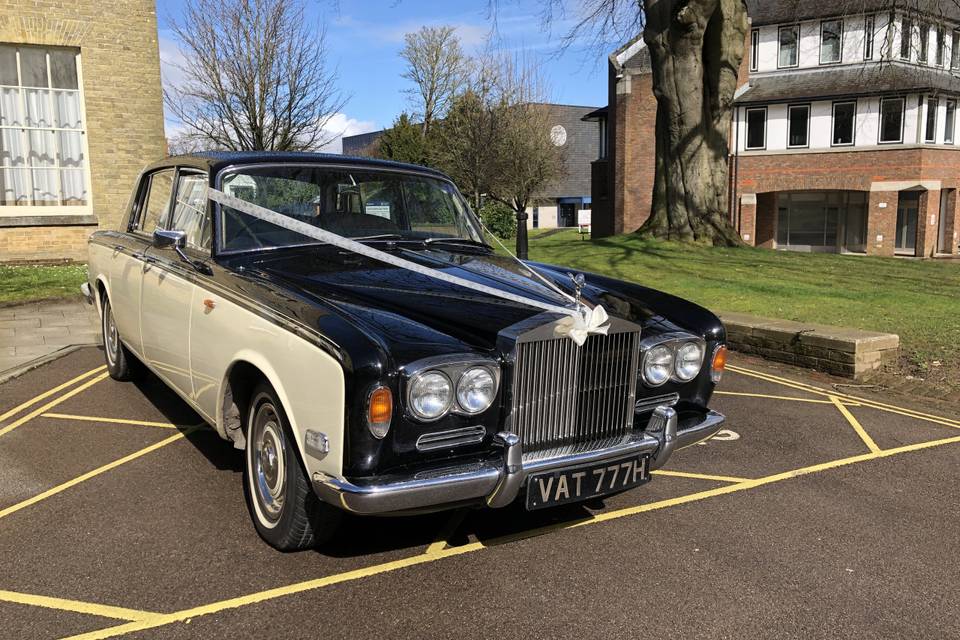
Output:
[2, 347, 960, 640]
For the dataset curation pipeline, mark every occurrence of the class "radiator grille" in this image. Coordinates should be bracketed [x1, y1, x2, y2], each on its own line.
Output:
[509, 328, 641, 459]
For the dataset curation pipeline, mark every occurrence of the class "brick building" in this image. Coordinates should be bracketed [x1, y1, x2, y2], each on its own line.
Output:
[591, 1, 960, 257]
[0, 1, 166, 263]
[342, 103, 602, 229]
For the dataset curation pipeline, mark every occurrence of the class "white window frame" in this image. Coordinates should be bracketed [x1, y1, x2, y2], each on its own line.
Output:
[819, 19, 843, 65]
[879, 97, 906, 144]
[864, 14, 875, 60]
[0, 45, 92, 216]
[952, 30, 960, 69]
[778, 25, 800, 69]
[750, 28, 759, 72]
[925, 97, 939, 143]
[787, 104, 811, 148]
[945, 100, 956, 145]
[745, 107, 767, 150]
[831, 100, 857, 147]
[918, 21, 929, 63]
[936, 25, 946, 66]
[900, 16, 913, 60]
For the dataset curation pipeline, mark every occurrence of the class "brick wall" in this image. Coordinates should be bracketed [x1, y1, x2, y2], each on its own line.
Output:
[608, 71, 657, 236]
[0, 1, 166, 263]
[735, 146, 960, 255]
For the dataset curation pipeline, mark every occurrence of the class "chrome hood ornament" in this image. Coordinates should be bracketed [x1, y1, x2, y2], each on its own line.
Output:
[568, 272, 586, 308]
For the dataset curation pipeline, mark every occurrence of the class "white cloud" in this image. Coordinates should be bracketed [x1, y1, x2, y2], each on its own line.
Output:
[319, 113, 379, 154]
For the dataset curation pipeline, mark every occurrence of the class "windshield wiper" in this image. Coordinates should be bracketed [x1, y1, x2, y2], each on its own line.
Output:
[422, 237, 494, 253]
[351, 234, 406, 242]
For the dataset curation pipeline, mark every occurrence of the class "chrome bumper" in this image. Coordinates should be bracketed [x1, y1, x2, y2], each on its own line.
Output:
[312, 408, 725, 515]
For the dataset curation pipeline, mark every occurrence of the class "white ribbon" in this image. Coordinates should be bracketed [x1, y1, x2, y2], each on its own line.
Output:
[207, 186, 611, 344]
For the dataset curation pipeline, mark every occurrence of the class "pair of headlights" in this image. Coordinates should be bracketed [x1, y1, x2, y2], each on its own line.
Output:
[641, 340, 705, 386]
[408, 366, 498, 421]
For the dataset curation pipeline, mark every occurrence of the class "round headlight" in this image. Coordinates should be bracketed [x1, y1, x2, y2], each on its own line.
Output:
[675, 341, 705, 381]
[457, 367, 496, 414]
[643, 344, 674, 387]
[408, 371, 453, 420]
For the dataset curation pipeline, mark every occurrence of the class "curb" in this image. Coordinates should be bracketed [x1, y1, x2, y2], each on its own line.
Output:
[0, 342, 99, 385]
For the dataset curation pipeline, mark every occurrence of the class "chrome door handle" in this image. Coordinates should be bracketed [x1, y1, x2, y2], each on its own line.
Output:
[113, 244, 125, 252]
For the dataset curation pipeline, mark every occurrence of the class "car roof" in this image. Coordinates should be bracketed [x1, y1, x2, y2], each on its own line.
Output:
[145, 150, 453, 180]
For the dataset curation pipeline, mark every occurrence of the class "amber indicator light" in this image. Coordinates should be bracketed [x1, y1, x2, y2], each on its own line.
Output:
[368, 386, 393, 428]
[711, 345, 728, 382]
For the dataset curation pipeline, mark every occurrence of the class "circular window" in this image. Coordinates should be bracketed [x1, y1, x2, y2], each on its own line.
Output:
[550, 125, 567, 147]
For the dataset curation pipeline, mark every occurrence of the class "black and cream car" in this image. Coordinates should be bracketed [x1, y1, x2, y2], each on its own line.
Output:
[84, 152, 727, 551]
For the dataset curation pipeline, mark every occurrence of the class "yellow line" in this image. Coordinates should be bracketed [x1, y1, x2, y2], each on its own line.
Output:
[42, 413, 179, 430]
[829, 395, 881, 454]
[714, 390, 835, 404]
[0, 372, 110, 439]
[652, 469, 751, 484]
[60, 432, 960, 640]
[425, 509, 469, 555]
[0, 589, 159, 622]
[0, 430, 188, 521]
[0, 366, 106, 424]
[728, 365, 960, 428]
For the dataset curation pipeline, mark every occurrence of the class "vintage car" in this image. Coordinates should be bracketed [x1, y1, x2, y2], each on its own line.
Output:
[83, 151, 727, 551]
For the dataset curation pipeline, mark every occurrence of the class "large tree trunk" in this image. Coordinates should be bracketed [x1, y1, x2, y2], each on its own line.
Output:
[638, 0, 747, 245]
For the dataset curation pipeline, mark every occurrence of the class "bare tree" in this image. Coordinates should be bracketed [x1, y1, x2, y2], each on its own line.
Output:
[401, 26, 472, 136]
[165, 0, 346, 151]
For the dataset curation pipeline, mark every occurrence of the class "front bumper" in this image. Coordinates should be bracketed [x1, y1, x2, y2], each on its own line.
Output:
[312, 407, 725, 515]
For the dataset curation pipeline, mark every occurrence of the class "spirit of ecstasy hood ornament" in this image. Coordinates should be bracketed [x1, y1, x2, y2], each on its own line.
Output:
[568, 272, 586, 308]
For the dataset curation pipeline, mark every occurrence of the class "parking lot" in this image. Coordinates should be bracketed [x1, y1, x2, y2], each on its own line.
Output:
[2, 347, 960, 639]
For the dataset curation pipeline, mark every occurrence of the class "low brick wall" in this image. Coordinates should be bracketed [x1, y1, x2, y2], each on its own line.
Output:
[719, 312, 900, 379]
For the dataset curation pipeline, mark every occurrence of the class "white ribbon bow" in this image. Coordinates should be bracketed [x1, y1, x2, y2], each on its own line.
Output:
[553, 304, 610, 347]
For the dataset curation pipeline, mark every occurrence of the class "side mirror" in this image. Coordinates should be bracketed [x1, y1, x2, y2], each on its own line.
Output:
[153, 229, 186, 249]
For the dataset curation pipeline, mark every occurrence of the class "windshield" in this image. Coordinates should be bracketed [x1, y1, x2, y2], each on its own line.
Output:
[216, 165, 484, 253]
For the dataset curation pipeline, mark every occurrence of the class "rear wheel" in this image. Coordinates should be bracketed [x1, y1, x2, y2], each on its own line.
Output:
[101, 297, 138, 381]
[244, 383, 340, 551]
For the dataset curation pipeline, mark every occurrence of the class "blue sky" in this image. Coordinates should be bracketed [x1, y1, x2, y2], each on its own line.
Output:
[156, 0, 615, 151]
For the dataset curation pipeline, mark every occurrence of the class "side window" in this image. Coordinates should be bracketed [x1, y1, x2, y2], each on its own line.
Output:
[170, 172, 211, 250]
[135, 170, 175, 235]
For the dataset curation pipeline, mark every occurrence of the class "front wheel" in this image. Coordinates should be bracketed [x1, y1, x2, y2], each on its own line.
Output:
[244, 383, 341, 551]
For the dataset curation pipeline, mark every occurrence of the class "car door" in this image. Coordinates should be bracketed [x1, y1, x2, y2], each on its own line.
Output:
[111, 169, 175, 358]
[139, 168, 209, 401]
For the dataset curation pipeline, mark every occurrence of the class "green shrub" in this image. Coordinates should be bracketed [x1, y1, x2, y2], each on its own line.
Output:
[479, 202, 516, 240]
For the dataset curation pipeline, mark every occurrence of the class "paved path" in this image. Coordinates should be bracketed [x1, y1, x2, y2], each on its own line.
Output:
[0, 298, 100, 376]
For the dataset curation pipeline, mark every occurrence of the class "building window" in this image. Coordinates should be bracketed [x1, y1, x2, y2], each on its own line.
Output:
[0, 45, 88, 209]
[953, 30, 960, 68]
[832, 101, 856, 146]
[532, 207, 539, 229]
[750, 28, 759, 71]
[900, 17, 913, 60]
[879, 97, 905, 143]
[925, 97, 939, 143]
[598, 118, 607, 159]
[787, 104, 810, 147]
[864, 14, 875, 60]
[820, 20, 843, 64]
[745, 107, 766, 150]
[945, 100, 956, 144]
[918, 22, 929, 63]
[936, 26, 946, 65]
[779, 25, 800, 68]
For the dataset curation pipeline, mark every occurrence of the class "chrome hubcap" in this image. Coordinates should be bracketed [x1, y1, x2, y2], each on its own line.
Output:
[252, 404, 285, 522]
[104, 306, 119, 365]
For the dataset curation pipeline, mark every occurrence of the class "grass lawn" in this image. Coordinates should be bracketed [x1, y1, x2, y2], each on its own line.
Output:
[0, 264, 88, 306]
[518, 230, 960, 377]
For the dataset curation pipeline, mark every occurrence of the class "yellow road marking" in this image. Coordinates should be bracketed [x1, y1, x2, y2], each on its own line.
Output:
[0, 589, 159, 622]
[829, 395, 881, 454]
[0, 366, 106, 425]
[60, 432, 960, 640]
[425, 509, 469, 555]
[0, 372, 110, 439]
[728, 365, 960, 429]
[41, 413, 179, 430]
[0, 430, 188, 521]
[652, 469, 751, 484]
[715, 390, 838, 404]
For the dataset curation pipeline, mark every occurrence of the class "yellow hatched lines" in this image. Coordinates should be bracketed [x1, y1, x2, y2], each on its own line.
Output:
[0, 370, 110, 438]
[828, 395, 880, 454]
[0, 589, 160, 622]
[651, 469, 751, 484]
[59, 431, 960, 640]
[42, 413, 181, 430]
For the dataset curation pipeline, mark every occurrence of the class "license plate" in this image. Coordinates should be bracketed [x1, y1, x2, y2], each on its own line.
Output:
[525, 454, 650, 510]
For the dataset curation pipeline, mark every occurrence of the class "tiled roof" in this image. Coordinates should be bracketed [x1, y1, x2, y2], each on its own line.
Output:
[736, 63, 960, 103]
[746, 0, 960, 26]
